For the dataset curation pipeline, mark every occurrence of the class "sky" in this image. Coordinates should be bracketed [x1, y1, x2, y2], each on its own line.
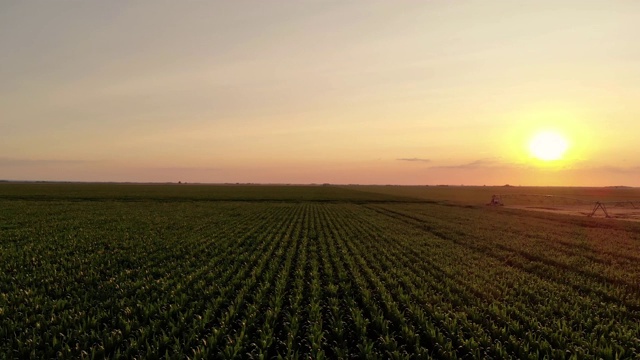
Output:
[1, 0, 639, 186]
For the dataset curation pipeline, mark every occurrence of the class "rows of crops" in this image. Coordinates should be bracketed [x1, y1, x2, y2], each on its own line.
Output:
[1, 186, 640, 358]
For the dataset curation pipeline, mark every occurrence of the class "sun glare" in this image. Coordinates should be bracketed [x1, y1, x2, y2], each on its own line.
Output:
[529, 131, 569, 161]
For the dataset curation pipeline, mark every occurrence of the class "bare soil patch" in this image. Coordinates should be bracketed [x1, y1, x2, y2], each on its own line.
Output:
[507, 204, 640, 222]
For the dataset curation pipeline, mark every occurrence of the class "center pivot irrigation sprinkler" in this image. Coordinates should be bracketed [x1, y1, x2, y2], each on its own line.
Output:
[588, 202, 611, 218]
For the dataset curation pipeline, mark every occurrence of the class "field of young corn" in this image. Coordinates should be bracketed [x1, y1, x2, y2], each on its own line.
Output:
[1, 184, 639, 359]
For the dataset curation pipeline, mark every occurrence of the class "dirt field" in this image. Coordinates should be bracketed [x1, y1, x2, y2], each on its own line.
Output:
[507, 204, 640, 222]
[347, 185, 640, 222]
[348, 185, 640, 205]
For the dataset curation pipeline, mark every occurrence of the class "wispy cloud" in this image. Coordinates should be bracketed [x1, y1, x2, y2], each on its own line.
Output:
[430, 157, 504, 169]
[0, 158, 92, 167]
[397, 158, 431, 163]
[580, 165, 640, 174]
[145, 166, 221, 173]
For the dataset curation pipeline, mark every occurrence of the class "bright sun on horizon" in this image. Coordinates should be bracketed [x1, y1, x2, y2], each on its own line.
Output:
[529, 131, 569, 161]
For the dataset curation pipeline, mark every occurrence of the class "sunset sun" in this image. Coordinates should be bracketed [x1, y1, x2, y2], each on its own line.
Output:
[529, 131, 569, 161]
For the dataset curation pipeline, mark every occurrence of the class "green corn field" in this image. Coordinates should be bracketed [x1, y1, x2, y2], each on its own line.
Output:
[1, 183, 639, 359]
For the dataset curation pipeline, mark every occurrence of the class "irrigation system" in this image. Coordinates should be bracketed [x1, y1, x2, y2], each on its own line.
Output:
[488, 194, 639, 218]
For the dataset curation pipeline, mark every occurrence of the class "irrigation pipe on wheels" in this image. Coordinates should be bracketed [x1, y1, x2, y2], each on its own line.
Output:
[487, 194, 639, 218]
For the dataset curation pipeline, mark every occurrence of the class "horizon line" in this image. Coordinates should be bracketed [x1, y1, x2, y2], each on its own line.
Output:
[0, 180, 636, 189]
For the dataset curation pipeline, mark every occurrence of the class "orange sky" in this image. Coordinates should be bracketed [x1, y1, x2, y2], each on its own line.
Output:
[1, 1, 639, 186]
